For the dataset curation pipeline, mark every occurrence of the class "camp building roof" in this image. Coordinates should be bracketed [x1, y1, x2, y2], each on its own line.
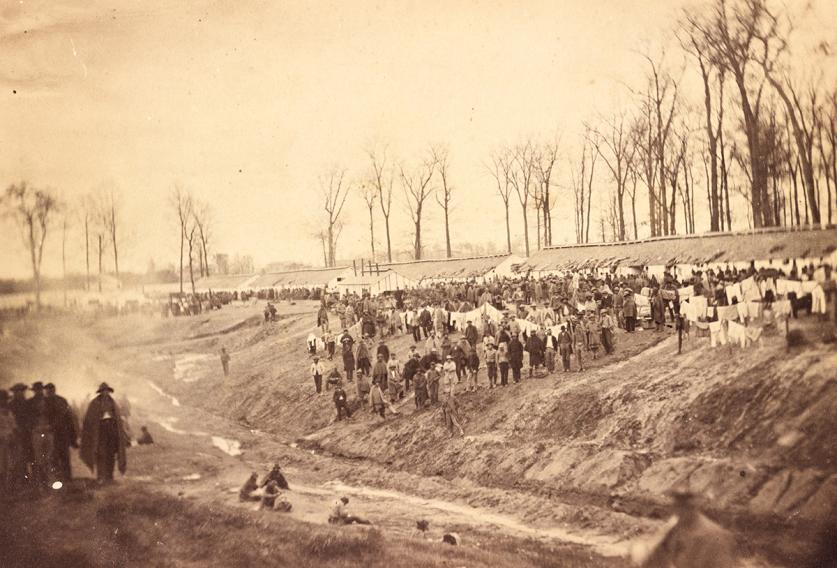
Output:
[250, 266, 351, 288]
[523, 227, 837, 272]
[194, 273, 258, 291]
[378, 254, 512, 281]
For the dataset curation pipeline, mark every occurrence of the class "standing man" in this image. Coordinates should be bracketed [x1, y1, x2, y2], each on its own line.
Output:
[220, 347, 231, 377]
[372, 353, 389, 393]
[497, 341, 510, 386]
[0, 390, 18, 496]
[508, 334, 524, 383]
[81, 382, 127, 484]
[464, 320, 479, 350]
[310, 356, 325, 395]
[623, 291, 637, 332]
[340, 329, 355, 382]
[7, 383, 30, 490]
[600, 309, 615, 355]
[333, 381, 352, 421]
[443, 355, 458, 395]
[45, 383, 78, 482]
[485, 343, 497, 388]
[27, 382, 55, 489]
[557, 325, 573, 372]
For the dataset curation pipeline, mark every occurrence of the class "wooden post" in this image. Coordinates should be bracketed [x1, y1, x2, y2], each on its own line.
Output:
[353, 260, 357, 277]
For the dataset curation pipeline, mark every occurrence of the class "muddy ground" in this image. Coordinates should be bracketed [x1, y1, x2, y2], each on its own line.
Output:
[1, 300, 834, 567]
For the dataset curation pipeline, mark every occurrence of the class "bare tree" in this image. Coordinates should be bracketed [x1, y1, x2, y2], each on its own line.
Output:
[689, 0, 781, 227]
[749, 5, 821, 224]
[486, 149, 514, 253]
[186, 222, 197, 294]
[509, 141, 536, 256]
[367, 145, 394, 262]
[360, 182, 378, 260]
[535, 137, 560, 246]
[400, 152, 437, 260]
[3, 182, 59, 311]
[61, 211, 69, 306]
[570, 138, 598, 244]
[171, 186, 193, 295]
[816, 89, 836, 225]
[318, 167, 351, 267]
[79, 195, 92, 290]
[588, 112, 636, 241]
[681, 14, 726, 231]
[98, 188, 121, 281]
[639, 52, 681, 236]
[193, 200, 213, 277]
[432, 145, 455, 258]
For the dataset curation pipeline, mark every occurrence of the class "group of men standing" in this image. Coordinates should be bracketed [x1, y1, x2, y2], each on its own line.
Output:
[0, 381, 128, 496]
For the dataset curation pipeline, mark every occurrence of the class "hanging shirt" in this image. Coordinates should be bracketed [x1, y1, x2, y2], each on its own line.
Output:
[727, 320, 747, 348]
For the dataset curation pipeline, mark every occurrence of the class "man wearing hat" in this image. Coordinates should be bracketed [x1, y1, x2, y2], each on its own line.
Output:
[0, 389, 19, 496]
[27, 381, 57, 489]
[637, 483, 736, 568]
[310, 356, 325, 395]
[81, 383, 127, 483]
[45, 383, 79, 482]
[7, 383, 30, 490]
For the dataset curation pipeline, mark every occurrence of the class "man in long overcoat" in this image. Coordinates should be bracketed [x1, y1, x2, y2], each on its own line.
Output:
[81, 382, 127, 483]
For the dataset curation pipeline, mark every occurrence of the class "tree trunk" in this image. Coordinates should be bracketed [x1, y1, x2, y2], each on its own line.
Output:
[179, 227, 185, 295]
[84, 217, 90, 291]
[384, 215, 392, 262]
[414, 215, 422, 260]
[27, 219, 41, 311]
[110, 205, 119, 281]
[522, 207, 530, 255]
[504, 204, 512, 254]
[368, 206, 376, 260]
[188, 236, 196, 295]
[444, 205, 452, 258]
[98, 234, 103, 293]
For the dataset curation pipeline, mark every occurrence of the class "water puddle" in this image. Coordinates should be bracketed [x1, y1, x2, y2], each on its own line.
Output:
[314, 480, 629, 556]
[174, 353, 213, 383]
[146, 380, 181, 406]
[212, 436, 243, 456]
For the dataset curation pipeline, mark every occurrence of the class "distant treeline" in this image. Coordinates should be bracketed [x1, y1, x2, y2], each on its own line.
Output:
[0, 269, 179, 295]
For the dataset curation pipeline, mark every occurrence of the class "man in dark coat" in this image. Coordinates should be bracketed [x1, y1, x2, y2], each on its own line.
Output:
[464, 321, 479, 348]
[27, 381, 57, 489]
[557, 325, 573, 371]
[7, 383, 30, 490]
[508, 335, 524, 383]
[402, 353, 420, 393]
[623, 292, 638, 332]
[81, 382, 127, 483]
[651, 290, 666, 331]
[376, 340, 390, 362]
[371, 353, 389, 392]
[45, 383, 78, 482]
[418, 306, 433, 339]
[356, 338, 372, 377]
[340, 329, 355, 381]
[524, 332, 544, 378]
[333, 381, 352, 421]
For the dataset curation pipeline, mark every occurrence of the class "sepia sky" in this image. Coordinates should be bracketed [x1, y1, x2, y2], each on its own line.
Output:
[1, 0, 834, 279]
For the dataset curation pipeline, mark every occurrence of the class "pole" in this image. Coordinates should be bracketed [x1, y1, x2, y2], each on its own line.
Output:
[677, 314, 683, 355]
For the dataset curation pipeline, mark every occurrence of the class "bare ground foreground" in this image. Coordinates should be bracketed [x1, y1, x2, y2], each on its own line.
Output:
[1, 300, 835, 567]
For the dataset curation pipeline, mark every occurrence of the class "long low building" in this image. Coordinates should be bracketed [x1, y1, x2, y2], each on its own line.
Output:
[377, 254, 525, 284]
[522, 227, 837, 276]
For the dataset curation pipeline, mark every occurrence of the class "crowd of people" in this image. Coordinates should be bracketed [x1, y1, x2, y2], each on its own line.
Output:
[302, 259, 835, 431]
[0, 381, 132, 498]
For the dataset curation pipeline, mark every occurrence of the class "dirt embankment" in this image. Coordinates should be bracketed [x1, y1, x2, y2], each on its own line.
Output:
[86, 301, 835, 540]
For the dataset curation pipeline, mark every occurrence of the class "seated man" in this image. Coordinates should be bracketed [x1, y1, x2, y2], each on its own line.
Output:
[328, 496, 371, 525]
[239, 472, 261, 502]
[137, 425, 155, 445]
[260, 463, 289, 490]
